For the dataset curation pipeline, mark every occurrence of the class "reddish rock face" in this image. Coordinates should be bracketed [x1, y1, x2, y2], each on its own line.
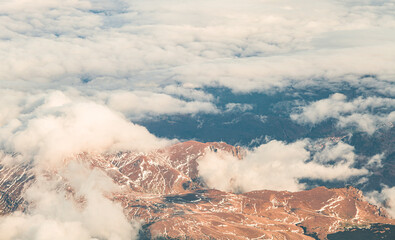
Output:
[0, 140, 393, 239]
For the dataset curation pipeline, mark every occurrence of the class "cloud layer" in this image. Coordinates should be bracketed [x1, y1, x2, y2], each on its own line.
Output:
[0, 0, 394, 237]
[1, 0, 395, 94]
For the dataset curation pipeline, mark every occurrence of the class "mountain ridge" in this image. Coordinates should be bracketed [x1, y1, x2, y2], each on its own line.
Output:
[0, 140, 393, 239]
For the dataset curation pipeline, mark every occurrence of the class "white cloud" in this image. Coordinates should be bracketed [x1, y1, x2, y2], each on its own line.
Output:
[1, 0, 395, 236]
[0, 162, 140, 240]
[198, 139, 367, 192]
[0, 0, 394, 95]
[0, 90, 173, 168]
[366, 185, 395, 218]
[225, 103, 253, 112]
[291, 93, 395, 134]
[102, 90, 218, 119]
[0, 89, 171, 239]
[0, 89, 25, 126]
[366, 153, 384, 169]
[0, 88, 173, 239]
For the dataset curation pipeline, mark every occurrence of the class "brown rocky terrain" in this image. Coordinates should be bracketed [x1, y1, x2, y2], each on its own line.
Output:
[0, 140, 394, 239]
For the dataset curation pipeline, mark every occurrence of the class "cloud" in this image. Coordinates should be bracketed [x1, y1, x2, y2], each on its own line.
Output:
[291, 93, 395, 134]
[366, 185, 395, 218]
[0, 89, 171, 239]
[225, 103, 253, 112]
[0, 0, 395, 237]
[0, 162, 140, 240]
[366, 153, 384, 169]
[173, 44, 395, 93]
[0, 88, 174, 239]
[0, 90, 173, 168]
[0, 0, 394, 96]
[198, 139, 368, 192]
[101, 90, 218, 120]
[162, 85, 214, 102]
[0, 89, 25, 126]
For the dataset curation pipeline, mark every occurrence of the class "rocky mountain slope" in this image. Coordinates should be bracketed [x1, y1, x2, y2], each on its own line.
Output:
[0, 141, 394, 239]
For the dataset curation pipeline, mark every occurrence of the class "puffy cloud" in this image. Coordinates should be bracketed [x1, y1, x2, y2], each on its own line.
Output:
[366, 186, 395, 218]
[198, 140, 368, 192]
[102, 90, 218, 119]
[0, 87, 175, 239]
[0, 90, 173, 168]
[0, 89, 25, 126]
[0, 89, 170, 238]
[291, 93, 395, 134]
[0, 163, 140, 240]
[0, 89, 174, 239]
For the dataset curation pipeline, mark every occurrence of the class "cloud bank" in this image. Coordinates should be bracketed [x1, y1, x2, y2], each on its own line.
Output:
[1, 0, 395, 95]
[0, 90, 173, 168]
[198, 140, 368, 192]
[291, 93, 395, 134]
[102, 90, 218, 120]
